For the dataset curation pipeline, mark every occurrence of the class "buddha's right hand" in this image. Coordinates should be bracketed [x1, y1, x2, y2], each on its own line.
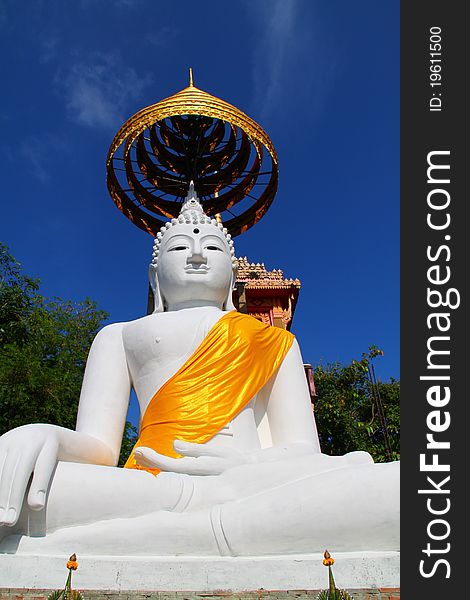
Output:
[0, 424, 59, 527]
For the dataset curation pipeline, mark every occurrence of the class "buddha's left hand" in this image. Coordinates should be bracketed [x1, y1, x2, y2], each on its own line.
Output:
[133, 440, 251, 475]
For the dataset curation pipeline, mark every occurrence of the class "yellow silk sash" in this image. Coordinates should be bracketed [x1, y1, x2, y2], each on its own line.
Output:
[124, 311, 294, 474]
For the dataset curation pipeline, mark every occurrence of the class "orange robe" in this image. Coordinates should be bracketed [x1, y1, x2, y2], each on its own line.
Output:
[124, 311, 294, 474]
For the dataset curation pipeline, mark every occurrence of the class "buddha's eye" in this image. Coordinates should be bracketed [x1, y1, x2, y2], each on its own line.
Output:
[168, 245, 188, 251]
[205, 245, 223, 251]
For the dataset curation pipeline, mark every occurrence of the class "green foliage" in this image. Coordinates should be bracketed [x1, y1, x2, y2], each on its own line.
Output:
[47, 566, 84, 600]
[47, 591, 65, 600]
[118, 420, 138, 467]
[316, 555, 354, 600]
[0, 243, 135, 459]
[316, 590, 353, 600]
[0, 243, 107, 434]
[313, 346, 400, 462]
[47, 591, 83, 600]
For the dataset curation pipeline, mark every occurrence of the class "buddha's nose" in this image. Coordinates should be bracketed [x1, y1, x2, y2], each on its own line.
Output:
[187, 241, 207, 265]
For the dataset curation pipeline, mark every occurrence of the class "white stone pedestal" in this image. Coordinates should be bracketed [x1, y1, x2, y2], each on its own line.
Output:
[0, 551, 399, 591]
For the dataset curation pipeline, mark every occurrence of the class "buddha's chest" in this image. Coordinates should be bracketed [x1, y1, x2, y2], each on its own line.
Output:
[122, 309, 224, 379]
[122, 308, 260, 447]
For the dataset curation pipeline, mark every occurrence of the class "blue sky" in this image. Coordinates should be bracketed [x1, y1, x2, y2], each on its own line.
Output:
[0, 1, 399, 424]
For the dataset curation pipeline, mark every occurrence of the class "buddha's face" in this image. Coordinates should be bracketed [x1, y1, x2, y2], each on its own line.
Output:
[153, 223, 234, 310]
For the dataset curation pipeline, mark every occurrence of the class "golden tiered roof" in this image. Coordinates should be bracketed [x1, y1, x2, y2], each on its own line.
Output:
[236, 257, 301, 290]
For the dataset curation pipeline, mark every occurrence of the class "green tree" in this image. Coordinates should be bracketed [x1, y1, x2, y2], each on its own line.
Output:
[0, 243, 137, 464]
[313, 347, 400, 462]
[118, 421, 138, 467]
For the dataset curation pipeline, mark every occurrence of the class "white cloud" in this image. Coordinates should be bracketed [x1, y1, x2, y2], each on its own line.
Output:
[18, 135, 68, 183]
[250, 0, 298, 122]
[244, 0, 334, 125]
[144, 26, 178, 47]
[58, 52, 152, 130]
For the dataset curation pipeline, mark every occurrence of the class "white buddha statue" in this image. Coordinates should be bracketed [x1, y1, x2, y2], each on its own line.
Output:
[0, 184, 399, 557]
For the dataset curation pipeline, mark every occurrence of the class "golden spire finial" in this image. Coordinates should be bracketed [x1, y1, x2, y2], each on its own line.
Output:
[189, 67, 194, 87]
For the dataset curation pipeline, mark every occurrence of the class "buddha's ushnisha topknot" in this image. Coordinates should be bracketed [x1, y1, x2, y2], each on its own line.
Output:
[151, 182, 236, 267]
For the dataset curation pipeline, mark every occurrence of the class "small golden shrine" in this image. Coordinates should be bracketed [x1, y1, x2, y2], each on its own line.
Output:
[233, 257, 301, 331]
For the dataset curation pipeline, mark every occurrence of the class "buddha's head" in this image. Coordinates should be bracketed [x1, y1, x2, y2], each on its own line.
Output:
[149, 183, 237, 312]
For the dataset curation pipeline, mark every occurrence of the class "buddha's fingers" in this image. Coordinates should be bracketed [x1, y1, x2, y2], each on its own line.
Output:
[134, 448, 190, 472]
[163, 456, 224, 475]
[173, 440, 238, 459]
[0, 451, 28, 526]
[135, 447, 224, 475]
[27, 438, 59, 511]
[133, 447, 171, 469]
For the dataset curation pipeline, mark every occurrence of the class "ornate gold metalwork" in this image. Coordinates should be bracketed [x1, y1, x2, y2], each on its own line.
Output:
[106, 75, 279, 237]
[107, 83, 277, 166]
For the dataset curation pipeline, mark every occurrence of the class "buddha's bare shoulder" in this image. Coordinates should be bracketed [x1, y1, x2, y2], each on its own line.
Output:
[92, 314, 157, 343]
[95, 307, 226, 343]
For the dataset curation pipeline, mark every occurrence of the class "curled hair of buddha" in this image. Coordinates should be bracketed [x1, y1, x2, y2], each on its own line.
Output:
[151, 181, 236, 267]
[149, 181, 237, 313]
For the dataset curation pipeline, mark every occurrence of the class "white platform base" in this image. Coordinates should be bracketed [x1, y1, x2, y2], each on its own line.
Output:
[0, 551, 399, 591]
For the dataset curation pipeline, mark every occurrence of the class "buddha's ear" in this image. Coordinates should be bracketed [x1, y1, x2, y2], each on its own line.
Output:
[148, 263, 164, 313]
[223, 265, 238, 312]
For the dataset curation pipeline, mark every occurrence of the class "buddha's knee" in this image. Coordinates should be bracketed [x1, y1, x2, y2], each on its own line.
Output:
[210, 462, 400, 556]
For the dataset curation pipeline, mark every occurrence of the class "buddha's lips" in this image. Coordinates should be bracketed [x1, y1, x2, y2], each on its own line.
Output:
[184, 266, 210, 274]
